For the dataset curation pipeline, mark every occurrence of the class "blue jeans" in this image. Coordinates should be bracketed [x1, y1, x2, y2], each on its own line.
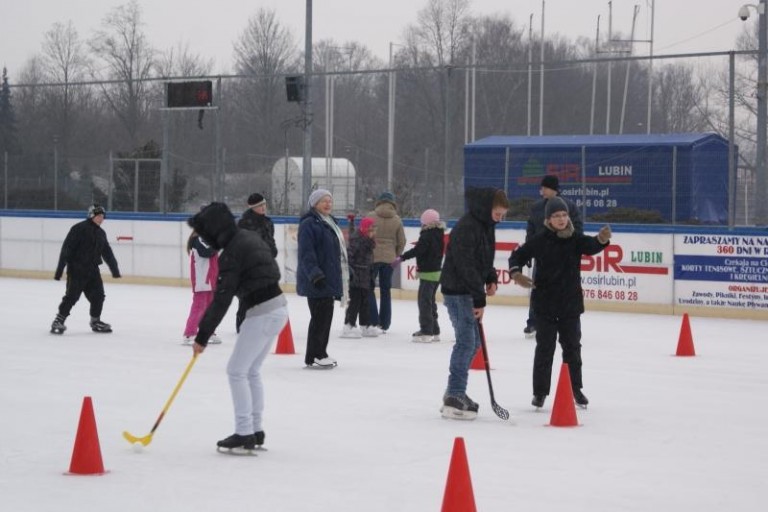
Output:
[368, 262, 394, 330]
[443, 294, 480, 395]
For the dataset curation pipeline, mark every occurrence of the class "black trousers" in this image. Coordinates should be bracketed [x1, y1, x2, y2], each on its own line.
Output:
[305, 297, 335, 365]
[532, 315, 583, 396]
[344, 287, 370, 327]
[417, 280, 440, 335]
[58, 273, 105, 319]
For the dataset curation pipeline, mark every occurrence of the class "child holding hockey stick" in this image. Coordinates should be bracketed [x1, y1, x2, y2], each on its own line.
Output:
[439, 188, 509, 420]
[188, 202, 288, 453]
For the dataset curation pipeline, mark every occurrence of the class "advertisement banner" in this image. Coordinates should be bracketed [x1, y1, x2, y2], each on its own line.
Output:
[674, 234, 768, 311]
[400, 226, 674, 305]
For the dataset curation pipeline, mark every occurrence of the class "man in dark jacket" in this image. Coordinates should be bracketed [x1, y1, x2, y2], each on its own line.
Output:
[523, 175, 583, 337]
[439, 188, 509, 420]
[238, 193, 277, 258]
[509, 196, 611, 409]
[50, 204, 121, 334]
[189, 202, 287, 453]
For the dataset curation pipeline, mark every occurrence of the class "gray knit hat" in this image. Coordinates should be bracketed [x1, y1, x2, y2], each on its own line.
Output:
[308, 188, 332, 209]
[544, 196, 568, 218]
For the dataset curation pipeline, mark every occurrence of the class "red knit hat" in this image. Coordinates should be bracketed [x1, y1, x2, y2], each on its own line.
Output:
[359, 217, 375, 233]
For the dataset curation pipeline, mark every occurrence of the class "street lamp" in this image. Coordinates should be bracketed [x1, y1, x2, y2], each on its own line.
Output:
[739, 1, 767, 225]
[388, 42, 406, 194]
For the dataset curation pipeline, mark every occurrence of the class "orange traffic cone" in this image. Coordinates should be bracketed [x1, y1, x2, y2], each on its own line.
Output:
[675, 313, 696, 356]
[441, 437, 477, 512]
[67, 396, 107, 475]
[274, 319, 296, 355]
[549, 363, 579, 427]
[469, 347, 486, 370]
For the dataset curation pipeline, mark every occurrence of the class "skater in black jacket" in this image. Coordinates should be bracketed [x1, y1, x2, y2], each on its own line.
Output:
[396, 208, 445, 342]
[440, 188, 509, 419]
[50, 204, 121, 334]
[522, 175, 583, 338]
[238, 193, 277, 258]
[508, 196, 611, 409]
[189, 202, 288, 453]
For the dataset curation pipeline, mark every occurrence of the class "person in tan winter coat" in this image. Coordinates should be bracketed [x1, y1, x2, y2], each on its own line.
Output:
[366, 192, 406, 332]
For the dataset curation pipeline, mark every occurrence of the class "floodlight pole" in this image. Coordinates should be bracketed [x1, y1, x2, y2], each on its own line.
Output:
[302, 0, 314, 210]
[757, 0, 768, 225]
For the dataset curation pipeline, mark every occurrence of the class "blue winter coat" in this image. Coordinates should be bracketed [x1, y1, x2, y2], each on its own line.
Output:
[296, 209, 344, 299]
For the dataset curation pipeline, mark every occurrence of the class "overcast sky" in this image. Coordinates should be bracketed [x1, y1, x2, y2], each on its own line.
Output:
[0, 0, 753, 82]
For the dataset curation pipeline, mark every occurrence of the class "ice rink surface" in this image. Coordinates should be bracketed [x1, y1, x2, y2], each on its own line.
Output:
[1, 277, 765, 511]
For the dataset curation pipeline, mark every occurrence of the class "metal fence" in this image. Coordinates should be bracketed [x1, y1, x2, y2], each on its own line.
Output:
[1, 49, 760, 224]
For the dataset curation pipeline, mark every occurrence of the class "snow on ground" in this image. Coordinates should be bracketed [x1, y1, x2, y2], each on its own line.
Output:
[0, 277, 765, 511]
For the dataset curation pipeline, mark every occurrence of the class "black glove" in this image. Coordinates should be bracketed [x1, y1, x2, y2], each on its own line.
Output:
[112, 272, 121, 279]
[313, 276, 326, 289]
[54, 272, 62, 281]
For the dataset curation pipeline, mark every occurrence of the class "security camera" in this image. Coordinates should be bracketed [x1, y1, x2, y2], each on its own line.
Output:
[738, 5, 751, 21]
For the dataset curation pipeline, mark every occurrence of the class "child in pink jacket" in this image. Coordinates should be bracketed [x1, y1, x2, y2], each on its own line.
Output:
[183, 231, 221, 344]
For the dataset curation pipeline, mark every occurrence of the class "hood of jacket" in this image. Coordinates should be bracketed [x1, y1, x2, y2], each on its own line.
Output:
[373, 201, 398, 219]
[466, 187, 498, 227]
[188, 202, 237, 251]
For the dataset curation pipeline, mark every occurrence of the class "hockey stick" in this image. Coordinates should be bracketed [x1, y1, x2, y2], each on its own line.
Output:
[477, 321, 510, 420]
[123, 354, 198, 447]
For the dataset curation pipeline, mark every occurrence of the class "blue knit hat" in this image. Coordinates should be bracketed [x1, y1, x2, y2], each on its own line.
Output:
[377, 191, 395, 204]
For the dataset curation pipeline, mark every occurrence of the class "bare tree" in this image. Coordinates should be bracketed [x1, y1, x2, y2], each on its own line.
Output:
[155, 42, 213, 78]
[413, 0, 472, 66]
[231, 8, 298, 153]
[653, 64, 707, 133]
[89, 0, 156, 147]
[41, 21, 91, 161]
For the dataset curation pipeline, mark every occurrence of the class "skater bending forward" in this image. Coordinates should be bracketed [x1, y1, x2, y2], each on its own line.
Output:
[440, 188, 509, 420]
[188, 202, 288, 453]
[508, 197, 611, 409]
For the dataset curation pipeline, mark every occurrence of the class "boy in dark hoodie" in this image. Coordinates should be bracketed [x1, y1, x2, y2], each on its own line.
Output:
[439, 189, 509, 420]
[188, 202, 287, 453]
[508, 196, 611, 410]
[397, 208, 445, 342]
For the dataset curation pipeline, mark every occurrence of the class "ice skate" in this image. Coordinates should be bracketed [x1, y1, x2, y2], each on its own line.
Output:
[253, 431, 267, 451]
[531, 395, 546, 409]
[50, 314, 67, 335]
[340, 324, 362, 339]
[573, 389, 589, 409]
[412, 331, 439, 343]
[209, 333, 222, 344]
[411, 331, 431, 343]
[523, 325, 536, 339]
[305, 357, 337, 369]
[360, 326, 379, 338]
[182, 336, 194, 345]
[90, 318, 112, 333]
[216, 433, 258, 455]
[440, 393, 479, 420]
